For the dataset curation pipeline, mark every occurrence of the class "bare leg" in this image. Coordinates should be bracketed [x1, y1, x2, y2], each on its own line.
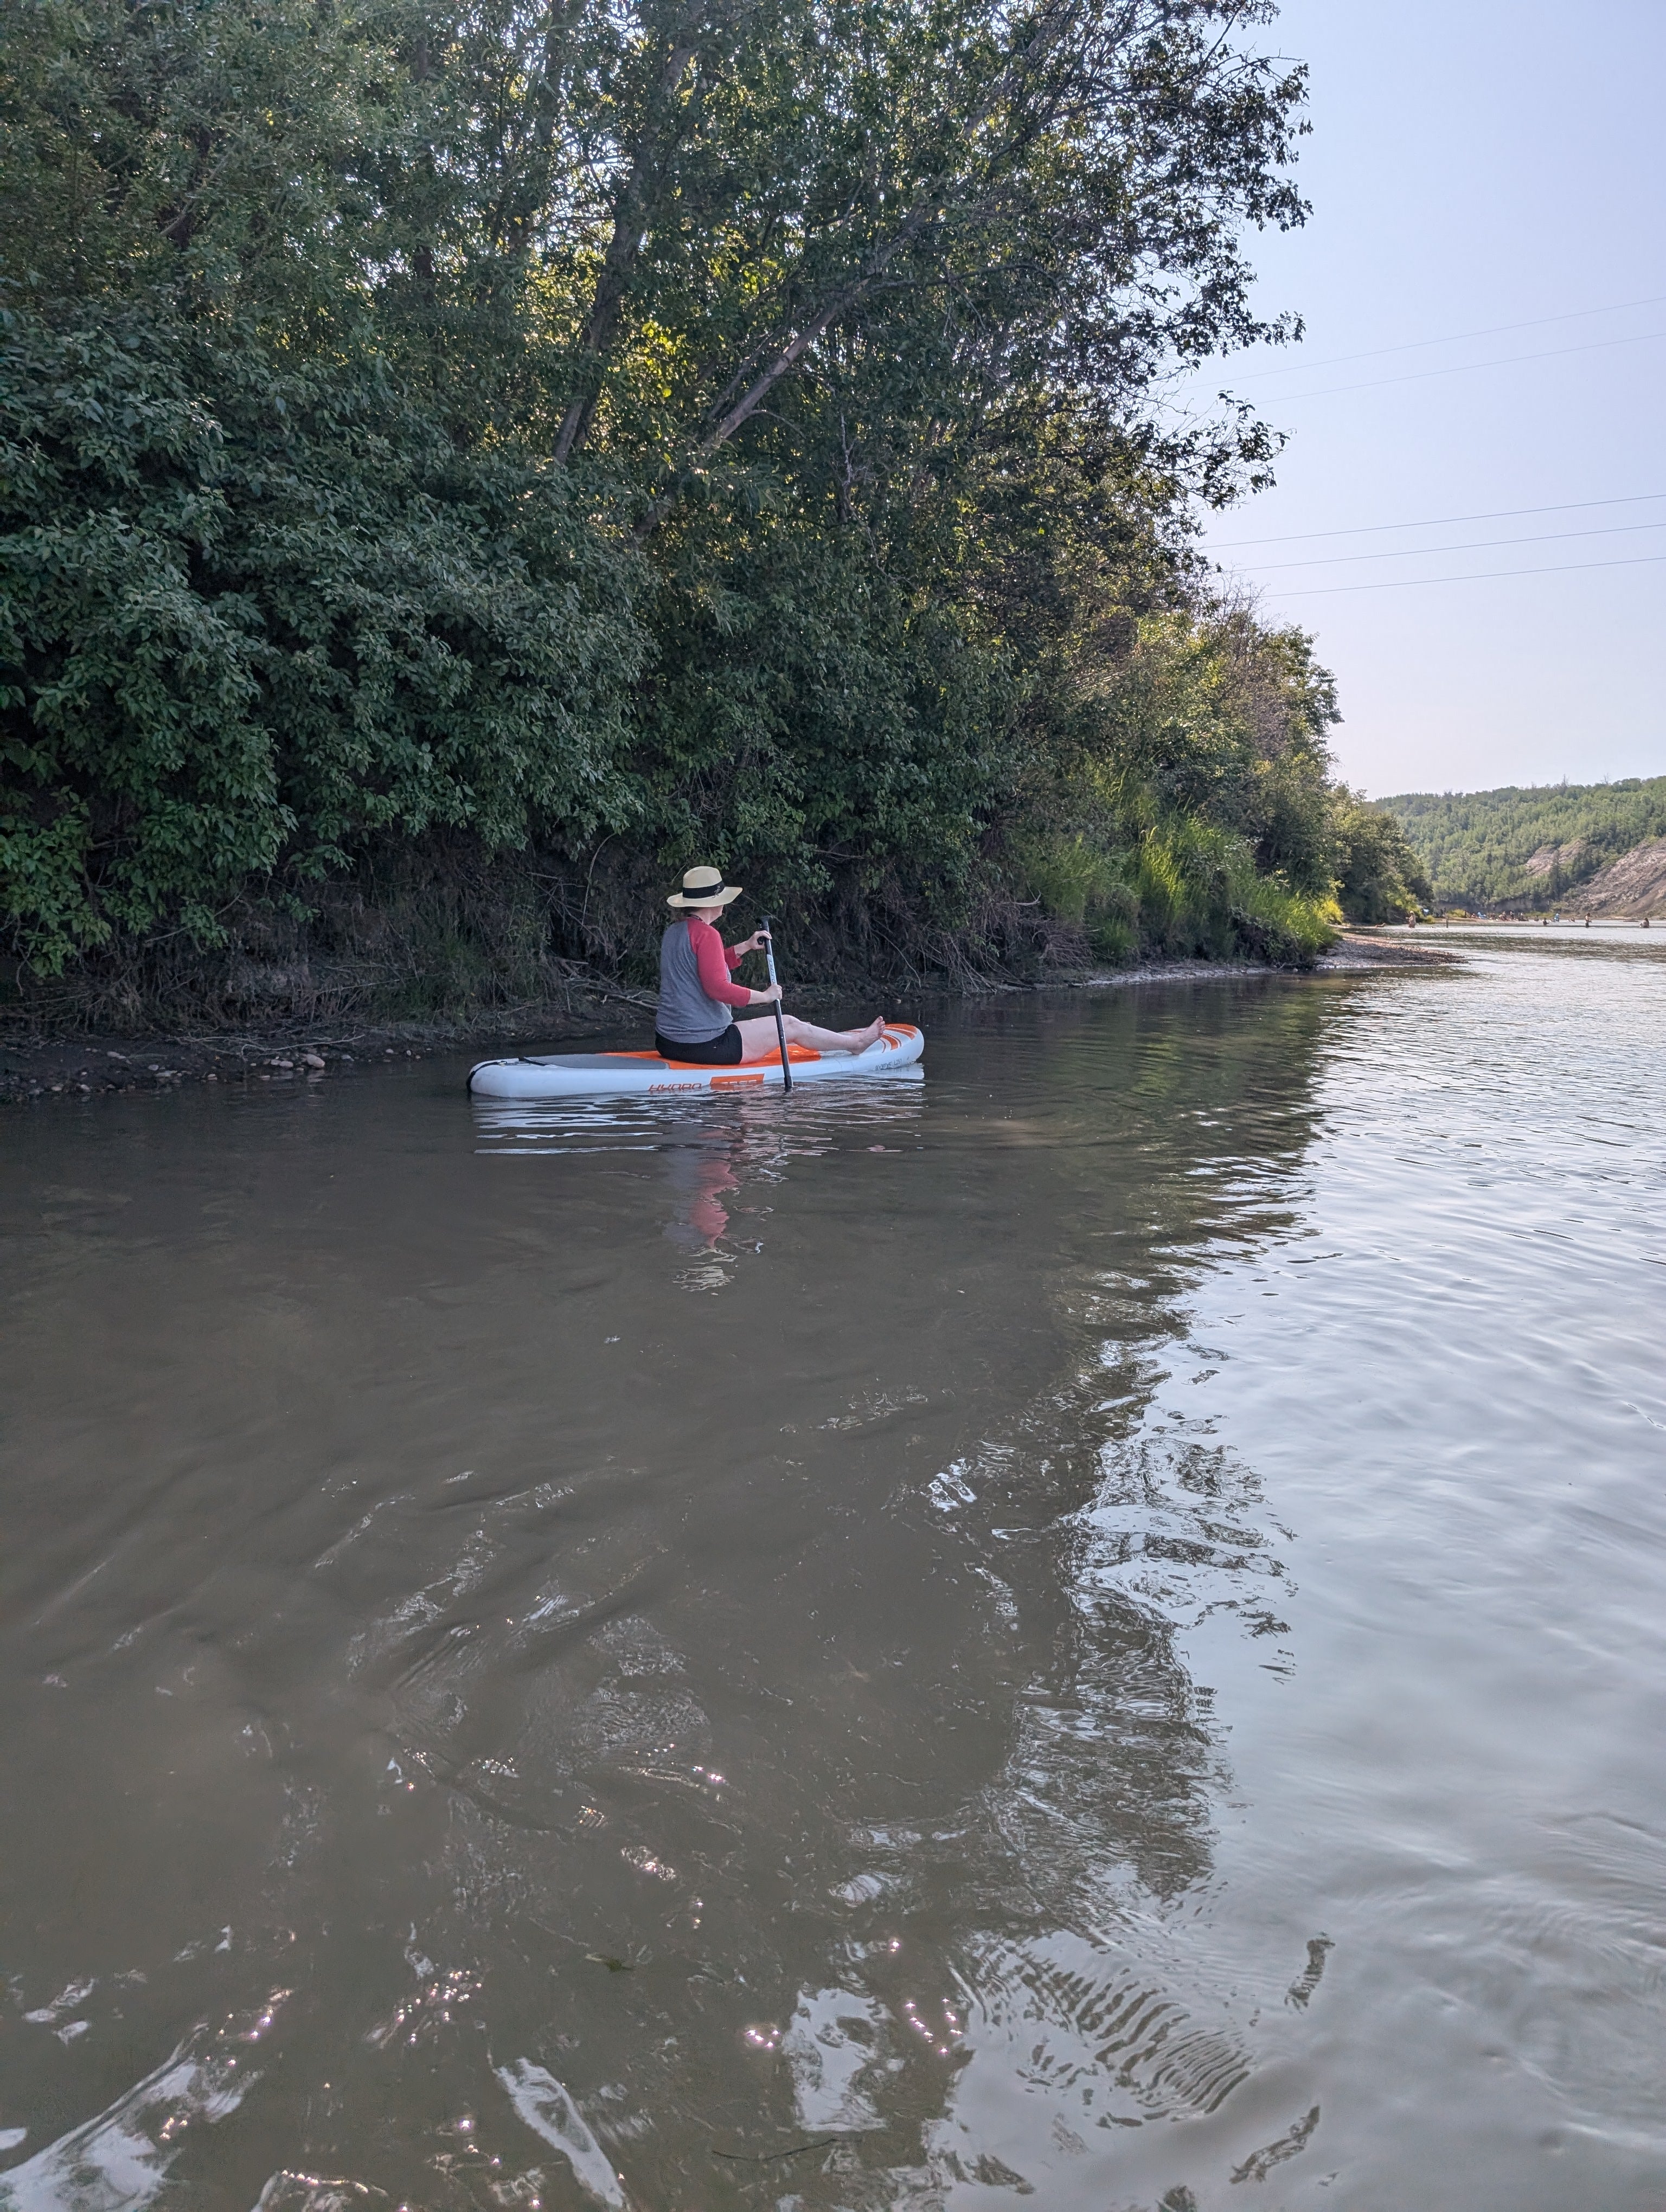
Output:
[734, 1013, 887, 1061]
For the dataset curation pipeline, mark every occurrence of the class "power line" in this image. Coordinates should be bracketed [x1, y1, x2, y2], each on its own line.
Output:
[1214, 490, 1666, 550]
[1215, 293, 1666, 384]
[1264, 551, 1666, 600]
[1255, 327, 1666, 406]
[1238, 518, 1666, 575]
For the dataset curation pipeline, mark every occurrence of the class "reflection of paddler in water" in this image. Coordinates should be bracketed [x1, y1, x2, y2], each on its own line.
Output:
[658, 1085, 924, 1264]
[662, 1131, 743, 1254]
[653, 865, 887, 1065]
[661, 1091, 797, 1261]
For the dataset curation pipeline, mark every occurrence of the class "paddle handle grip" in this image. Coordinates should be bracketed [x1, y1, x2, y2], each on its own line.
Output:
[758, 912, 792, 1092]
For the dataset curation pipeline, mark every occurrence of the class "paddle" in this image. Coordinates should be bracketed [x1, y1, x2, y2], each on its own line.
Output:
[757, 913, 792, 1092]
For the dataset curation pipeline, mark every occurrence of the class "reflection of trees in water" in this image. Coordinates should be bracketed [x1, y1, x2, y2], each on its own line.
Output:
[381, 991, 1331, 2207]
[729, 986, 1328, 2201]
[864, 991, 1325, 2196]
[92, 988, 1331, 2210]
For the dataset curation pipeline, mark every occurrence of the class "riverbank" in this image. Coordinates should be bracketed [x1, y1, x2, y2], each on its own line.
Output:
[1072, 930, 1463, 989]
[1317, 928, 1465, 969]
[0, 934, 1454, 1105]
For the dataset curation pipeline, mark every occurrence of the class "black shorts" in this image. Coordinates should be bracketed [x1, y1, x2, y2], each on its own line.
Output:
[653, 1026, 744, 1065]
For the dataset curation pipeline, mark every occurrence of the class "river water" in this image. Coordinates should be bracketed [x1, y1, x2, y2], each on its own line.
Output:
[3, 931, 1663, 2212]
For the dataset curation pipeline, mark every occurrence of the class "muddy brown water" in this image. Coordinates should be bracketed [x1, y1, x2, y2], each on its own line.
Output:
[3, 933, 1664, 2211]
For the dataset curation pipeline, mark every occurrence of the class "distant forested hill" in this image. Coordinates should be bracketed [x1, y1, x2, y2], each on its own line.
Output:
[1379, 778, 1666, 909]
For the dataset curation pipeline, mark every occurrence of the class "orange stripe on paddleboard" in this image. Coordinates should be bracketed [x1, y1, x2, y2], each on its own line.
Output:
[604, 1033, 924, 1070]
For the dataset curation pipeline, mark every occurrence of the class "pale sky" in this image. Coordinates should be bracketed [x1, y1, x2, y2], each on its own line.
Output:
[1165, 0, 1666, 799]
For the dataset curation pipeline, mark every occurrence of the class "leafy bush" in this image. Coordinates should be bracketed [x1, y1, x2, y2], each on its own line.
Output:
[1007, 595, 1344, 968]
[1331, 790, 1431, 921]
[0, 304, 646, 973]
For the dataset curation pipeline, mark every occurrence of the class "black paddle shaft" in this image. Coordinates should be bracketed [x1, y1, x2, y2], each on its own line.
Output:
[757, 912, 792, 1092]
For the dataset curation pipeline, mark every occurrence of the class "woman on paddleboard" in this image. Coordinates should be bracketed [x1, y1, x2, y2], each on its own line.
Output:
[655, 866, 887, 1065]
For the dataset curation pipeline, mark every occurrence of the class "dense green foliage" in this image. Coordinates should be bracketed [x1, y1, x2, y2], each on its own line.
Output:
[1011, 603, 1348, 961]
[1330, 789, 1430, 922]
[1381, 778, 1666, 910]
[1, 0, 1355, 1011]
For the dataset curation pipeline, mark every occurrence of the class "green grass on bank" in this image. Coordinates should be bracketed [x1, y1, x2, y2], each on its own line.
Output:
[1016, 820, 1339, 968]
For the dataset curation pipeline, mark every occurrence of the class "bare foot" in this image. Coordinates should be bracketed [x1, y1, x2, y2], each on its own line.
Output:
[847, 1017, 887, 1052]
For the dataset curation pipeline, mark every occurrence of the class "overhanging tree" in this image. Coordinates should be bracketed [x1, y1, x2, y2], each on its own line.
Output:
[1, 0, 1332, 991]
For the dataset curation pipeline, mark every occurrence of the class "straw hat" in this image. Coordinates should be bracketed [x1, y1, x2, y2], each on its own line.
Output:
[667, 864, 744, 909]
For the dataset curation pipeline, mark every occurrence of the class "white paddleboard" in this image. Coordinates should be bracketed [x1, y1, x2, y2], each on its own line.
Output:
[468, 1021, 925, 1098]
